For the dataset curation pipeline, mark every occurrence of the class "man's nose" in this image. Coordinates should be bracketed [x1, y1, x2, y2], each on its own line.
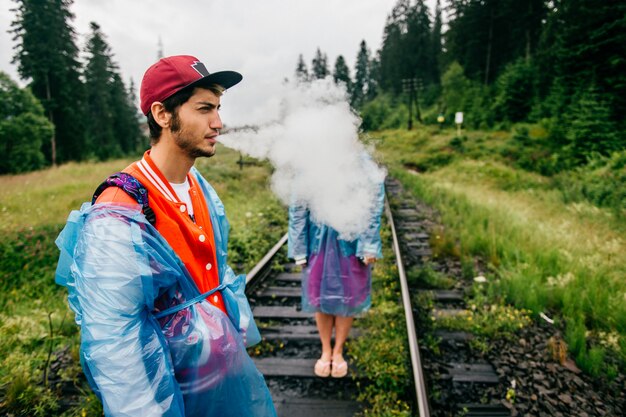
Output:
[210, 113, 223, 131]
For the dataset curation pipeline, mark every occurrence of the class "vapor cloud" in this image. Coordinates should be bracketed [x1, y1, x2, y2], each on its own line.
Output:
[219, 78, 386, 240]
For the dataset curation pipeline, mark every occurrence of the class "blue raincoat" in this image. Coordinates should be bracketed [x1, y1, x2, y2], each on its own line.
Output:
[288, 182, 385, 316]
[55, 168, 276, 417]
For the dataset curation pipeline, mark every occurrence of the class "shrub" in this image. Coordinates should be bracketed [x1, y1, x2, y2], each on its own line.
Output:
[361, 94, 408, 131]
[554, 150, 626, 216]
[0, 72, 54, 174]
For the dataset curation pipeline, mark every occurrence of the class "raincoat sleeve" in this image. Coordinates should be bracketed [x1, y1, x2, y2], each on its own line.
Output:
[287, 203, 309, 262]
[56, 208, 184, 417]
[356, 182, 385, 259]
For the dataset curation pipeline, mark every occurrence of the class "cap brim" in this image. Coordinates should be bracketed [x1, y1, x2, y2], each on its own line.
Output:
[189, 70, 243, 91]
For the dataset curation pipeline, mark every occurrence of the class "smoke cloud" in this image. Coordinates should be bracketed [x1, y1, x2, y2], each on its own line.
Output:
[218, 78, 386, 240]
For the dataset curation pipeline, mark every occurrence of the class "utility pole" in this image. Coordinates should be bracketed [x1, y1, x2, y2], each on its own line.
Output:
[402, 78, 416, 130]
[402, 78, 423, 130]
[415, 78, 423, 123]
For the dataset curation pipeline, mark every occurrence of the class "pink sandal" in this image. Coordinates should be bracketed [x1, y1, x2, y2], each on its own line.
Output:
[331, 358, 348, 378]
[314, 359, 331, 377]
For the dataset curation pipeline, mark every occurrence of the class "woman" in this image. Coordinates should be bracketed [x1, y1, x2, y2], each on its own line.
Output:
[287, 183, 384, 378]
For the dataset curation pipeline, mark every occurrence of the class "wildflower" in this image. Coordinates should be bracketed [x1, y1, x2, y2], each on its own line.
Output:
[474, 275, 487, 283]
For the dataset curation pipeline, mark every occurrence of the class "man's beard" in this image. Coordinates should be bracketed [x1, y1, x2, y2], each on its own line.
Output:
[171, 112, 215, 158]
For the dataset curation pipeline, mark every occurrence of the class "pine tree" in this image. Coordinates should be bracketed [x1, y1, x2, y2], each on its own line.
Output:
[404, 0, 433, 84]
[352, 40, 371, 108]
[126, 78, 144, 151]
[157, 37, 164, 60]
[445, 0, 547, 84]
[332, 55, 351, 90]
[493, 58, 535, 122]
[538, 0, 626, 123]
[10, 0, 87, 165]
[565, 85, 620, 162]
[110, 73, 143, 154]
[367, 56, 380, 100]
[83, 22, 116, 159]
[311, 48, 329, 79]
[84, 22, 143, 159]
[295, 54, 309, 82]
[379, 15, 405, 93]
[378, 0, 435, 93]
[431, 0, 443, 83]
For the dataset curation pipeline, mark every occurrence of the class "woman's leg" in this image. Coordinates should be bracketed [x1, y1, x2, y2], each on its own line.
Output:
[315, 312, 335, 361]
[330, 315, 353, 377]
[332, 315, 354, 361]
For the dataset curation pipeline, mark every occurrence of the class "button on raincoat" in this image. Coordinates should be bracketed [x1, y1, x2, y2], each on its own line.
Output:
[55, 168, 276, 417]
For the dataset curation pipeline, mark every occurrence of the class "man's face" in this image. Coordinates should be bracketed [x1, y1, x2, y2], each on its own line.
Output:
[170, 87, 223, 158]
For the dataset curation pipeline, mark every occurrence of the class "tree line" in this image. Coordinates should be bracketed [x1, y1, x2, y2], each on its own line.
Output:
[1, 0, 143, 174]
[295, 0, 625, 170]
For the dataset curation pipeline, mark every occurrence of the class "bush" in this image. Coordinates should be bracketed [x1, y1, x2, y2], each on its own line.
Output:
[498, 125, 558, 175]
[554, 150, 626, 216]
[360, 94, 408, 131]
[0, 72, 54, 174]
[441, 62, 494, 129]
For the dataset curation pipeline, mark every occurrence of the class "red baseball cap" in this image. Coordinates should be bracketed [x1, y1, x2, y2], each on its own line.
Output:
[140, 55, 242, 115]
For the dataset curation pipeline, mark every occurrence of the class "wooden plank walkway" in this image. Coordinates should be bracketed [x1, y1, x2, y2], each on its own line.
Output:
[261, 324, 319, 341]
[272, 398, 362, 417]
[258, 286, 302, 298]
[253, 306, 313, 320]
[261, 324, 361, 341]
[419, 289, 465, 302]
[274, 272, 302, 283]
[442, 363, 500, 384]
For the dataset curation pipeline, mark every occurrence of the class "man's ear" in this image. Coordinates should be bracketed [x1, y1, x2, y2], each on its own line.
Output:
[150, 102, 171, 128]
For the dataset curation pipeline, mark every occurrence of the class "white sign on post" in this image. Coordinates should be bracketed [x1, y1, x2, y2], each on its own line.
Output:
[455, 112, 464, 136]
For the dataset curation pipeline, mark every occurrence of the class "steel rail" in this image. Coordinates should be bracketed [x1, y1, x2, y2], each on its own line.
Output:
[384, 196, 430, 417]
[246, 232, 288, 285]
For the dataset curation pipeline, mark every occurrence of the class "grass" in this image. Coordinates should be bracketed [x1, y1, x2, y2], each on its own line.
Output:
[0, 159, 135, 233]
[350, 219, 413, 416]
[374, 125, 626, 376]
[0, 146, 286, 415]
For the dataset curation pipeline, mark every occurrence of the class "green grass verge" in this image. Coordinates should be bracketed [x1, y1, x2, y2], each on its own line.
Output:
[349, 221, 413, 416]
[373, 126, 626, 378]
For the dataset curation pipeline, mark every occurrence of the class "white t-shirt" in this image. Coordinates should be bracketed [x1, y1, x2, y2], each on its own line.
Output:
[170, 178, 194, 217]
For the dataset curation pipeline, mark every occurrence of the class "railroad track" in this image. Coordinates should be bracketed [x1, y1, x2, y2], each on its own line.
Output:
[245, 234, 364, 416]
[385, 177, 511, 417]
[244, 176, 512, 417]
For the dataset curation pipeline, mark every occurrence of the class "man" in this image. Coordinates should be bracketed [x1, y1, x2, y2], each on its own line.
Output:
[55, 55, 276, 416]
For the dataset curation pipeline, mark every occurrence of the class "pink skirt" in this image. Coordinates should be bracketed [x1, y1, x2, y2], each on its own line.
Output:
[302, 233, 372, 316]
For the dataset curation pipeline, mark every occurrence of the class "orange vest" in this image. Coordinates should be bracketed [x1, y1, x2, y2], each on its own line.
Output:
[96, 151, 226, 313]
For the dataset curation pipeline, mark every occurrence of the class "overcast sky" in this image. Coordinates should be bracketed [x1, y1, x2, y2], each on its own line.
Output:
[0, 0, 437, 126]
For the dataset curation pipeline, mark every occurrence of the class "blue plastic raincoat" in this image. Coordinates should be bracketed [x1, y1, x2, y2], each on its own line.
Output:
[288, 182, 385, 316]
[55, 168, 276, 417]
